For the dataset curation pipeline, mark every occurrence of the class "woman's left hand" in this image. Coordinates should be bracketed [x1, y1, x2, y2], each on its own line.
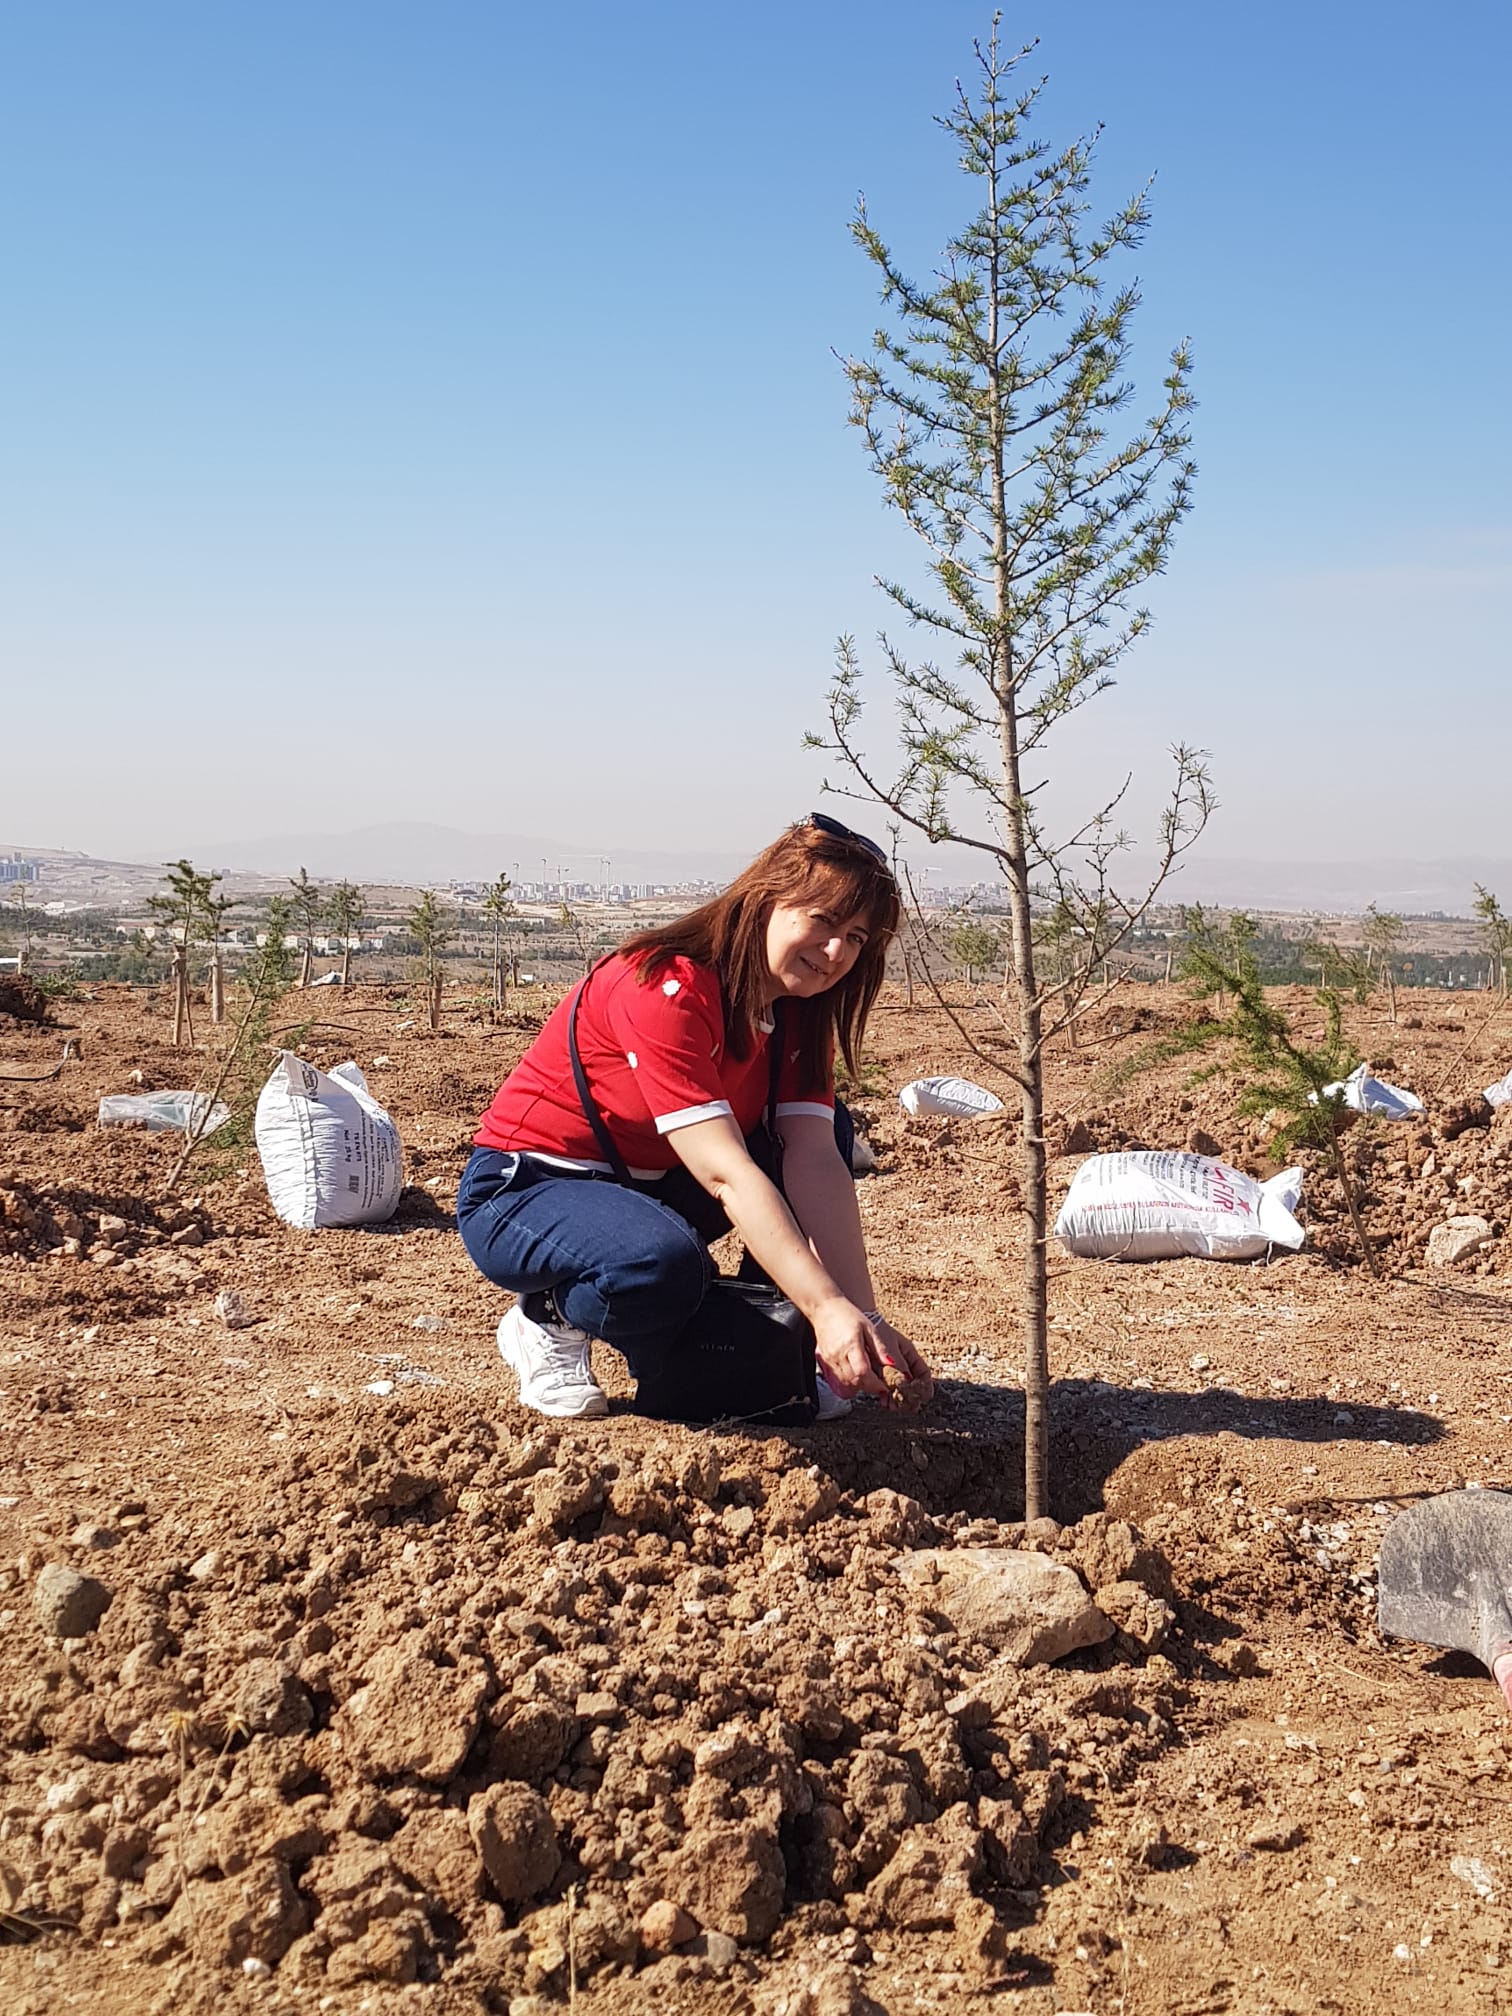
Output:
[865, 1315, 934, 1412]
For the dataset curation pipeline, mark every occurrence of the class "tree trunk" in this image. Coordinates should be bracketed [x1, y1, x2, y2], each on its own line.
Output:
[171, 946, 188, 1048]
[999, 687, 1048, 1521]
[1329, 1117, 1380, 1280]
[209, 951, 224, 1025]
[428, 964, 442, 1032]
[299, 944, 313, 988]
[1164, 946, 1174, 985]
[341, 943, 352, 987]
[902, 940, 915, 1009]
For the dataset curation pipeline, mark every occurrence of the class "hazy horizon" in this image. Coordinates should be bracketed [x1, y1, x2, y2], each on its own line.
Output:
[9, 820, 1512, 919]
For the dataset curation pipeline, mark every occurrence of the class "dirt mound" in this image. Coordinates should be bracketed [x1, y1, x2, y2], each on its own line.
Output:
[0, 975, 49, 1024]
[0, 1405, 1182, 1995]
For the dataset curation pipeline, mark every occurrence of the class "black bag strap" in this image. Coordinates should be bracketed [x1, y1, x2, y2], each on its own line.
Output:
[568, 971, 635, 1186]
[566, 962, 785, 1190]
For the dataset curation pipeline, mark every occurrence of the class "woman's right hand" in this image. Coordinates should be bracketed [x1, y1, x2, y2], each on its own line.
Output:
[812, 1301, 896, 1403]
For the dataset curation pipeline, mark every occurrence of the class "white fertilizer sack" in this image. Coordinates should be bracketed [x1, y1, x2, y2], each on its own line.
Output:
[1054, 1151, 1306, 1262]
[899, 1076, 1005, 1119]
[255, 1054, 404, 1230]
[1486, 1068, 1512, 1109]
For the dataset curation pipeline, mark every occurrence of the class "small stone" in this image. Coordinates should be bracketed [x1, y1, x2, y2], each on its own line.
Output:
[1190, 1353, 1211, 1373]
[68, 1521, 115, 1552]
[97, 1214, 128, 1238]
[188, 1550, 220, 1581]
[214, 1289, 253, 1330]
[33, 1563, 111, 1638]
[242, 1957, 272, 1981]
[171, 1225, 203, 1248]
[1451, 1853, 1496, 1898]
[575, 1691, 619, 1724]
[43, 1771, 92, 1814]
[365, 1380, 396, 1397]
[469, 1782, 561, 1903]
[1247, 1818, 1303, 1851]
[1187, 1127, 1222, 1158]
[410, 1314, 447, 1332]
[698, 1930, 739, 1973]
[639, 1900, 697, 1953]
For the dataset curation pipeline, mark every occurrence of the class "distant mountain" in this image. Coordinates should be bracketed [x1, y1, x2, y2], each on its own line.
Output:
[7, 824, 1507, 916]
[186, 821, 753, 887]
[1168, 857, 1511, 917]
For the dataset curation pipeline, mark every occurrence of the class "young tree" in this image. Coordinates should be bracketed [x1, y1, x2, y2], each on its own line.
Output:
[408, 890, 454, 1031]
[327, 881, 366, 987]
[480, 873, 517, 1013]
[1361, 902, 1404, 1023]
[204, 887, 235, 1026]
[167, 897, 296, 1193]
[810, 22, 1210, 1518]
[5, 887, 37, 974]
[558, 900, 596, 978]
[147, 859, 220, 1047]
[1162, 938, 1380, 1278]
[1473, 885, 1512, 996]
[946, 918, 1001, 987]
[288, 867, 325, 989]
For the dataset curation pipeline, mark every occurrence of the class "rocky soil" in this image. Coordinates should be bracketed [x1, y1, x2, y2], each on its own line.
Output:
[4, 979, 1512, 2015]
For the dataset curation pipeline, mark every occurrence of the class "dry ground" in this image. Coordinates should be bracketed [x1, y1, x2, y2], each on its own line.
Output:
[5, 978, 1512, 2016]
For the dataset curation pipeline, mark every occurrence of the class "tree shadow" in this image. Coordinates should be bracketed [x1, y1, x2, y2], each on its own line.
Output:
[794, 1375, 1445, 1523]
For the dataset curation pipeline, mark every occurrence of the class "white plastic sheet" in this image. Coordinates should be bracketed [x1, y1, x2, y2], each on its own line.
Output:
[1485, 1068, 1512, 1109]
[98, 1092, 230, 1135]
[1315, 1062, 1424, 1120]
[899, 1076, 1005, 1119]
[254, 1054, 403, 1230]
[1054, 1151, 1306, 1262]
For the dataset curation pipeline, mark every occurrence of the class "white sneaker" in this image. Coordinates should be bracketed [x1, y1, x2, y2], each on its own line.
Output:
[497, 1302, 608, 1419]
[815, 1373, 853, 1421]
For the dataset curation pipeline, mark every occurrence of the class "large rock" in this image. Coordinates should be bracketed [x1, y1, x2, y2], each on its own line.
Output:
[335, 1636, 488, 1783]
[661, 1821, 786, 1944]
[1428, 1215, 1493, 1267]
[468, 1782, 560, 1903]
[893, 1549, 1114, 1665]
[34, 1563, 111, 1638]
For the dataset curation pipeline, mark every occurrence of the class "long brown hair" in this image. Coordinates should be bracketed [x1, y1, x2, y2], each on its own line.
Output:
[618, 820, 900, 1091]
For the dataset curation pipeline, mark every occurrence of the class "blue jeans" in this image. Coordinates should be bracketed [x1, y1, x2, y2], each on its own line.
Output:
[456, 1105, 855, 1382]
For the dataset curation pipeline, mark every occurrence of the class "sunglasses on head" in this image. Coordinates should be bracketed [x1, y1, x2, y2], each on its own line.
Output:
[808, 811, 890, 868]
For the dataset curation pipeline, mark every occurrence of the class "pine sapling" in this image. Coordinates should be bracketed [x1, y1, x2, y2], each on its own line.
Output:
[1474, 885, 1512, 997]
[289, 868, 325, 989]
[1160, 940, 1380, 1277]
[1361, 903, 1404, 1023]
[327, 881, 366, 987]
[480, 872, 516, 1013]
[408, 891, 453, 1031]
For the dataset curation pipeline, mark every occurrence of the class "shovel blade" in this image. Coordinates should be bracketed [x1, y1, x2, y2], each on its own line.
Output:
[1378, 1490, 1512, 1680]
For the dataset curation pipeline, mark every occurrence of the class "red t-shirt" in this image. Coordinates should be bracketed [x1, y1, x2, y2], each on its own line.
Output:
[474, 954, 835, 1177]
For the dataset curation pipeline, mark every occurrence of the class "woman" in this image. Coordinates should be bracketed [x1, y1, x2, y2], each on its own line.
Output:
[456, 815, 933, 1421]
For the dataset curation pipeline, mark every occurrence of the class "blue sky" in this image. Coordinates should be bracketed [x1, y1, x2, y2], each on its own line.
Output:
[4, 1, 1508, 870]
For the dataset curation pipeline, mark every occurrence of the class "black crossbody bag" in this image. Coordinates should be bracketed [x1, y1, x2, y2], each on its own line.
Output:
[567, 979, 818, 1427]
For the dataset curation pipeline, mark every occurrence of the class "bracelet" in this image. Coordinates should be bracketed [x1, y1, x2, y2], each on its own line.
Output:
[861, 1309, 884, 1326]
